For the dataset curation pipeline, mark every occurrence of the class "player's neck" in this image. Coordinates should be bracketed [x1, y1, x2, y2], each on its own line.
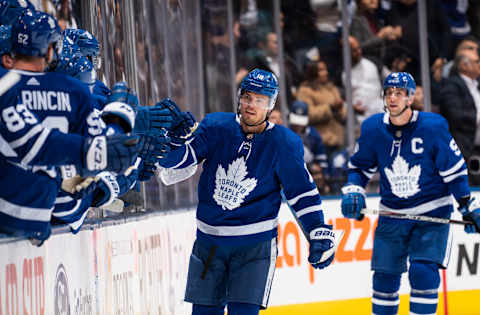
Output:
[13, 60, 46, 73]
[240, 120, 267, 135]
[390, 108, 413, 127]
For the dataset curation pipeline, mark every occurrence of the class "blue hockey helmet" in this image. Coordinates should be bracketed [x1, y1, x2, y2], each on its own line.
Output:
[0, 0, 34, 26]
[63, 28, 100, 68]
[0, 25, 11, 55]
[239, 68, 279, 110]
[55, 52, 96, 92]
[383, 72, 416, 97]
[11, 10, 62, 58]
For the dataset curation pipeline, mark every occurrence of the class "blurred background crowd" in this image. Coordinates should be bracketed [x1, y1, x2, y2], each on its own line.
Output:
[15, 0, 480, 212]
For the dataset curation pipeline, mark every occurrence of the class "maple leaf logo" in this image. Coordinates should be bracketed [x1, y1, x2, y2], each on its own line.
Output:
[384, 155, 421, 198]
[213, 157, 258, 210]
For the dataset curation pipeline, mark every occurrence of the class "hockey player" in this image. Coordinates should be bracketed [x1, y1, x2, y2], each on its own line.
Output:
[0, 65, 140, 241]
[341, 72, 480, 315]
[159, 69, 337, 315]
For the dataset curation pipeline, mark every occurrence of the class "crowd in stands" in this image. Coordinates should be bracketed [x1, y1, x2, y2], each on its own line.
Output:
[202, 0, 480, 194]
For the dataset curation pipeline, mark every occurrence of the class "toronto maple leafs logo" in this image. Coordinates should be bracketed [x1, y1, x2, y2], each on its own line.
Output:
[384, 155, 421, 198]
[213, 157, 257, 210]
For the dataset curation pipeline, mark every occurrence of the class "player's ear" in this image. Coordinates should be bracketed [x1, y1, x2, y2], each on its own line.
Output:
[2, 54, 14, 69]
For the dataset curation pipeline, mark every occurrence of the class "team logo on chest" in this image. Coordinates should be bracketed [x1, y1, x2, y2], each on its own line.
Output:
[384, 155, 421, 198]
[213, 157, 257, 210]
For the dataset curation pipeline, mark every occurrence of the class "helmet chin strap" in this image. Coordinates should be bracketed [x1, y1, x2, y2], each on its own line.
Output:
[389, 104, 410, 117]
[236, 104, 270, 128]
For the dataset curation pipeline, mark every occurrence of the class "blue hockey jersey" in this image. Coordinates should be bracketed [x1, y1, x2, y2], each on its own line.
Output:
[348, 111, 470, 218]
[159, 112, 325, 245]
[11, 69, 106, 232]
[0, 68, 93, 240]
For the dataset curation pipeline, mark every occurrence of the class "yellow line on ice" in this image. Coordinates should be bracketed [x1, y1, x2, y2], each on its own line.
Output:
[261, 290, 480, 315]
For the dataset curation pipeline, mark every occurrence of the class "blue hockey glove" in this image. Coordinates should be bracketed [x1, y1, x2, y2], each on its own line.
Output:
[138, 160, 157, 182]
[458, 197, 480, 234]
[308, 225, 336, 269]
[81, 134, 139, 176]
[92, 170, 138, 207]
[155, 98, 197, 137]
[341, 184, 366, 220]
[134, 105, 174, 135]
[138, 130, 171, 161]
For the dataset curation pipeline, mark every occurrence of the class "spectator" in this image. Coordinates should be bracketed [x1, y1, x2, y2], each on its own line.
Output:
[412, 85, 425, 111]
[439, 49, 480, 184]
[351, 0, 402, 65]
[297, 59, 346, 158]
[384, 0, 452, 80]
[288, 100, 330, 194]
[246, 30, 300, 107]
[344, 36, 384, 127]
[268, 108, 284, 125]
[442, 35, 479, 78]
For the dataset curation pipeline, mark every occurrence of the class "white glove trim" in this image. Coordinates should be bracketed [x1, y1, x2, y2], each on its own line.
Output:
[341, 184, 366, 197]
[310, 228, 344, 263]
[97, 171, 120, 206]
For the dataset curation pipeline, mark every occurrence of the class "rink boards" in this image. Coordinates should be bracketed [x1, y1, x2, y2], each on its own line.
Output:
[0, 194, 479, 314]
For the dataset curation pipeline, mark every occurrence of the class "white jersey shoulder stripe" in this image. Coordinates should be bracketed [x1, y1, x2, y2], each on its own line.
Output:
[0, 71, 20, 96]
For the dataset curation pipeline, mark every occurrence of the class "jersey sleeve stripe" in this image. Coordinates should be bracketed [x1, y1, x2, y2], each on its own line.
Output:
[196, 218, 278, 236]
[21, 128, 51, 165]
[9, 124, 43, 149]
[55, 195, 74, 204]
[68, 208, 90, 232]
[443, 169, 468, 183]
[0, 134, 17, 157]
[287, 188, 319, 206]
[0, 197, 52, 222]
[296, 204, 323, 218]
[0, 71, 20, 96]
[439, 158, 465, 177]
[52, 199, 81, 217]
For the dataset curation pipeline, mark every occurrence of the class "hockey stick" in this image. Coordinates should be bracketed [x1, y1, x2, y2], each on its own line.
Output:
[361, 208, 471, 225]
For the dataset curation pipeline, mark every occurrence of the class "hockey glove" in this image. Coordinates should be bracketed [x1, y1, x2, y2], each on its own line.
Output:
[92, 170, 138, 207]
[155, 98, 197, 138]
[134, 105, 174, 135]
[138, 130, 171, 161]
[308, 225, 336, 269]
[341, 184, 366, 220]
[458, 197, 480, 234]
[102, 82, 139, 133]
[81, 134, 139, 176]
[138, 160, 157, 182]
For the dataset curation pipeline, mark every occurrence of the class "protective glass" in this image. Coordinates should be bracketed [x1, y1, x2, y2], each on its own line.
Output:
[239, 93, 270, 109]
